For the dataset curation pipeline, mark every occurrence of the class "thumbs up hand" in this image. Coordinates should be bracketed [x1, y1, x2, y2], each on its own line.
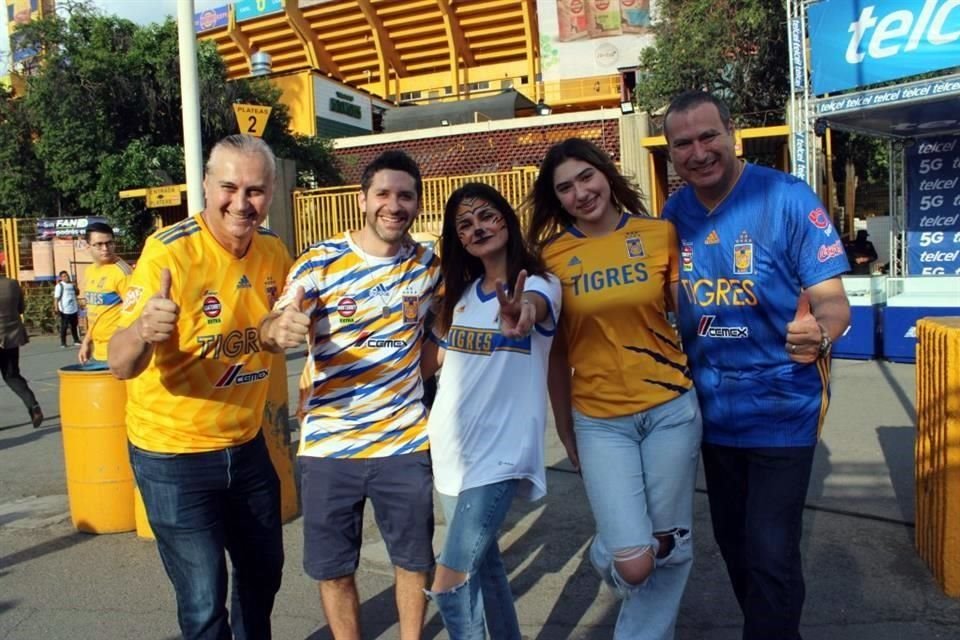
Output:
[266, 286, 311, 350]
[785, 291, 820, 364]
[137, 268, 180, 344]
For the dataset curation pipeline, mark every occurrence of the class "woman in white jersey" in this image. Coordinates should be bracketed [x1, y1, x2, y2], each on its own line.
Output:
[527, 138, 702, 640]
[422, 182, 561, 638]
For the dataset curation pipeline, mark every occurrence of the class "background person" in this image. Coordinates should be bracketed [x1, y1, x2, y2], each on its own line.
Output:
[109, 135, 291, 640]
[78, 222, 132, 369]
[661, 90, 851, 640]
[421, 183, 561, 638]
[0, 273, 43, 428]
[527, 137, 702, 640]
[54, 271, 80, 348]
[844, 229, 878, 275]
[261, 150, 441, 640]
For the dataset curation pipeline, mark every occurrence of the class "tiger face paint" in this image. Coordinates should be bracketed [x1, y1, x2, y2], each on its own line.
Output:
[455, 197, 508, 259]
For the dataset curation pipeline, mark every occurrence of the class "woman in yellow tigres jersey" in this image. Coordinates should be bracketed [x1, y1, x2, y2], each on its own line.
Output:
[526, 138, 703, 640]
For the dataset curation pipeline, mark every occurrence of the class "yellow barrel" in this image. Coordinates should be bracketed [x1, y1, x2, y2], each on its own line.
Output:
[59, 366, 135, 534]
[262, 352, 299, 522]
[133, 486, 154, 540]
[915, 317, 960, 596]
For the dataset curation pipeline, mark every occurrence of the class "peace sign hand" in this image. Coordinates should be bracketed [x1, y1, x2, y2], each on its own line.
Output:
[495, 269, 535, 339]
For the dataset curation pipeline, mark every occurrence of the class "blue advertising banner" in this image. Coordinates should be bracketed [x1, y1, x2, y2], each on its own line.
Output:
[236, 0, 283, 22]
[194, 5, 229, 33]
[905, 135, 960, 275]
[789, 17, 805, 93]
[808, 0, 960, 95]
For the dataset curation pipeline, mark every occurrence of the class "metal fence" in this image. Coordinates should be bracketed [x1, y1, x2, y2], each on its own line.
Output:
[292, 167, 539, 254]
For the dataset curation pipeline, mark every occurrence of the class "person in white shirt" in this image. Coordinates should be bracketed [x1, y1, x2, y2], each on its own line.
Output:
[421, 182, 561, 639]
[54, 270, 80, 348]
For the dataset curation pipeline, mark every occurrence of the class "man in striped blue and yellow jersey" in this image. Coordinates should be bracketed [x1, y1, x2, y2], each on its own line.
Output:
[262, 150, 441, 640]
[109, 135, 292, 640]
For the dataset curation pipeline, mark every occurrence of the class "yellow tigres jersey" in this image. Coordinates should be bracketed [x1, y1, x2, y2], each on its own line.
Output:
[83, 259, 132, 361]
[274, 232, 441, 459]
[119, 215, 293, 453]
[542, 213, 692, 418]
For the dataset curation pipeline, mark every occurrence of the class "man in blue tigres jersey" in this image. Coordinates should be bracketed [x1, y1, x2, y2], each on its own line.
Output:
[661, 91, 851, 640]
[261, 150, 441, 640]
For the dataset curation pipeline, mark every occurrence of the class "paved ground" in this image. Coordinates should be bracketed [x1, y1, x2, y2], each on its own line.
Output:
[1, 336, 959, 639]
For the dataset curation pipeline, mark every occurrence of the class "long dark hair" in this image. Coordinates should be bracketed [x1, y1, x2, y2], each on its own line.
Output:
[525, 137, 648, 255]
[438, 182, 547, 335]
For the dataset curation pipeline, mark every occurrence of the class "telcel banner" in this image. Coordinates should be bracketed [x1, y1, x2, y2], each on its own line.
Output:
[906, 136, 960, 276]
[808, 0, 960, 95]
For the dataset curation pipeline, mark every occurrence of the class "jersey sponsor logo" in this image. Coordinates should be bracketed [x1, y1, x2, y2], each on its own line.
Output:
[121, 286, 143, 313]
[366, 338, 408, 348]
[681, 242, 694, 272]
[337, 296, 357, 324]
[697, 315, 749, 338]
[214, 364, 268, 388]
[705, 230, 720, 245]
[197, 328, 261, 359]
[203, 295, 222, 318]
[808, 207, 833, 236]
[817, 239, 845, 262]
[570, 262, 649, 296]
[265, 275, 279, 307]
[681, 278, 758, 307]
[626, 233, 645, 258]
[237, 275, 252, 289]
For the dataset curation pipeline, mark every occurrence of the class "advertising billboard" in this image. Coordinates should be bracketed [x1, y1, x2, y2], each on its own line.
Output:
[313, 77, 373, 136]
[808, 0, 960, 95]
[905, 135, 960, 276]
[536, 0, 657, 82]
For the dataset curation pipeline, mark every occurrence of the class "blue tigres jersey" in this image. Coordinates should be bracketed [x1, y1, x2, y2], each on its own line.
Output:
[662, 163, 849, 447]
[275, 232, 441, 459]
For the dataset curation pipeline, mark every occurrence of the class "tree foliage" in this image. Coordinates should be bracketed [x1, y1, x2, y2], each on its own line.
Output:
[5, 0, 341, 248]
[0, 85, 55, 218]
[635, 0, 789, 127]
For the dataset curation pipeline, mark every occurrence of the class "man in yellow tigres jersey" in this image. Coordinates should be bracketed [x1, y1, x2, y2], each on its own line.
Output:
[78, 222, 132, 369]
[109, 135, 292, 640]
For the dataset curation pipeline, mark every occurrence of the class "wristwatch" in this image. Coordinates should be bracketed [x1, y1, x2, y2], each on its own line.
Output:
[816, 323, 832, 359]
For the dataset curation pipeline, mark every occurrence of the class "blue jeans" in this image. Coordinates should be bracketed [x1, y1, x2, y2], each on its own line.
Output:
[574, 389, 702, 640]
[129, 432, 284, 640]
[429, 481, 521, 640]
[701, 443, 816, 640]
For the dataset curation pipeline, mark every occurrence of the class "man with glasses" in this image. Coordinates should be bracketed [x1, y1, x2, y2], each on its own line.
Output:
[79, 222, 132, 369]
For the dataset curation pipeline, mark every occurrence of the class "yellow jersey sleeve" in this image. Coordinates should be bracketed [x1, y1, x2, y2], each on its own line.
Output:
[122, 217, 293, 453]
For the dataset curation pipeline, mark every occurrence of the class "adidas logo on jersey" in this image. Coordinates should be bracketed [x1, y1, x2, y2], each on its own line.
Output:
[237, 275, 252, 289]
[567, 256, 582, 267]
[705, 230, 720, 245]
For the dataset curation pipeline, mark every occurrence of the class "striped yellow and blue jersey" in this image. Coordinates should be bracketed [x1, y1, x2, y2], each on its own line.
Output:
[118, 214, 293, 454]
[543, 213, 692, 418]
[274, 232, 441, 459]
[83, 259, 132, 361]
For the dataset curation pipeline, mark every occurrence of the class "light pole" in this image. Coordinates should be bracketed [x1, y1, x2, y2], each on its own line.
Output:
[177, 0, 204, 215]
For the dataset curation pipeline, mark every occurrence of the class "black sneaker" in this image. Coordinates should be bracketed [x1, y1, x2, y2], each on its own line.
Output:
[30, 405, 44, 429]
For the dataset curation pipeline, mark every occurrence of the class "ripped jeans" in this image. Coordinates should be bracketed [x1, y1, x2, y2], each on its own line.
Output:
[574, 389, 702, 640]
[428, 481, 521, 640]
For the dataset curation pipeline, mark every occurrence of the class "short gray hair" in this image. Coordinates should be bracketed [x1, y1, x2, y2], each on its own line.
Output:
[206, 134, 277, 183]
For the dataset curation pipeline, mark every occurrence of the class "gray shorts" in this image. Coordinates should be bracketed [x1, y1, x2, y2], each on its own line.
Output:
[300, 450, 435, 580]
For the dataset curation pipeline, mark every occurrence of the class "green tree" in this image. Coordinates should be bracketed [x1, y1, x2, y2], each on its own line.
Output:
[11, 1, 340, 247]
[0, 85, 56, 218]
[635, 0, 789, 127]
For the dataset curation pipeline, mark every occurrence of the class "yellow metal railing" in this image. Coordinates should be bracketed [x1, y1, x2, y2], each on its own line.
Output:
[0, 218, 20, 279]
[293, 167, 539, 254]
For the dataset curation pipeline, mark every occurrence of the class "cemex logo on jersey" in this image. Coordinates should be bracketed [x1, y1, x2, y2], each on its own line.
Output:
[214, 364, 268, 388]
[697, 315, 749, 339]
